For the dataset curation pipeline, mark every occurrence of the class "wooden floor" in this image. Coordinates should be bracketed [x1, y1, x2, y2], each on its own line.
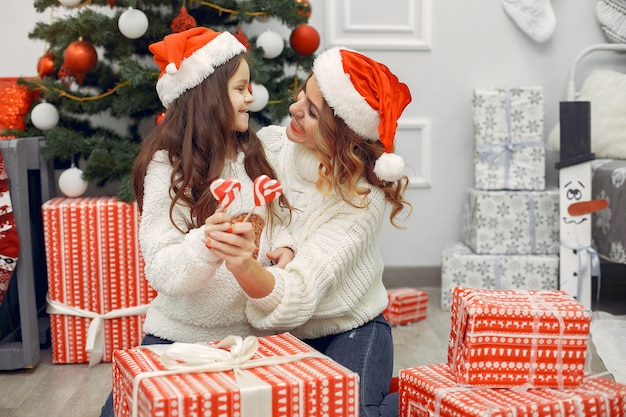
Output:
[0, 285, 612, 417]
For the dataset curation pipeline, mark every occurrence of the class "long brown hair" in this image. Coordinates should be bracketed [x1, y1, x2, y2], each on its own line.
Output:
[132, 53, 290, 232]
[309, 81, 412, 228]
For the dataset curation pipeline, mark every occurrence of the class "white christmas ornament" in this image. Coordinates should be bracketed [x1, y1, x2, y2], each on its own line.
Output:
[59, 0, 82, 6]
[256, 30, 284, 59]
[249, 83, 269, 112]
[31, 102, 59, 131]
[118, 7, 149, 39]
[58, 166, 89, 198]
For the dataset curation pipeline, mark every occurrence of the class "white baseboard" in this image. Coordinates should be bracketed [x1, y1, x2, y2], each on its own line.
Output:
[382, 266, 441, 289]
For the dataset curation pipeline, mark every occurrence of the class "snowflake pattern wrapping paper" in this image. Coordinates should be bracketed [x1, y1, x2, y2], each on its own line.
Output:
[440, 243, 558, 310]
[472, 87, 545, 191]
[399, 363, 626, 417]
[462, 188, 560, 255]
[447, 287, 591, 389]
[592, 159, 626, 264]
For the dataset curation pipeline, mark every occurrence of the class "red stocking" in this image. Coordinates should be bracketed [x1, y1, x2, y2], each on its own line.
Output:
[0, 153, 19, 305]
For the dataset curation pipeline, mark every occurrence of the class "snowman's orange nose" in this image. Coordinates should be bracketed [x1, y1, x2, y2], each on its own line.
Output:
[567, 199, 608, 216]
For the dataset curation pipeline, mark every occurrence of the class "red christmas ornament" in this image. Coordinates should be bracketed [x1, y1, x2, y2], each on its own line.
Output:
[58, 63, 85, 86]
[295, 0, 312, 19]
[233, 25, 251, 50]
[171, 6, 197, 33]
[290, 24, 320, 56]
[37, 51, 55, 78]
[63, 39, 98, 74]
[155, 110, 166, 125]
[57, 63, 73, 84]
[107, 0, 115, 7]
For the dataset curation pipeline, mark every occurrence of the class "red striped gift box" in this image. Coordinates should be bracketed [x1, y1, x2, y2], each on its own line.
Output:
[112, 332, 360, 417]
[399, 363, 626, 417]
[42, 196, 156, 366]
[447, 287, 591, 388]
[383, 288, 428, 325]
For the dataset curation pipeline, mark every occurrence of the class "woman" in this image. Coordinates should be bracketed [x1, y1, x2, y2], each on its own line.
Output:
[206, 46, 412, 417]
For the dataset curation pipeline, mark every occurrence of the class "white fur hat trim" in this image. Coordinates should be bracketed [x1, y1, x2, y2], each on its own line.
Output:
[313, 47, 380, 141]
[374, 152, 405, 182]
[156, 32, 246, 108]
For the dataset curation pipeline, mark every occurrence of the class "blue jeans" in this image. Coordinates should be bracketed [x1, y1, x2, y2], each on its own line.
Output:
[303, 314, 398, 417]
[99, 334, 172, 417]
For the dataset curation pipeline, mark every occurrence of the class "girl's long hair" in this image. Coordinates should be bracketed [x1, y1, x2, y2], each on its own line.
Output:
[132, 53, 289, 232]
[307, 79, 412, 228]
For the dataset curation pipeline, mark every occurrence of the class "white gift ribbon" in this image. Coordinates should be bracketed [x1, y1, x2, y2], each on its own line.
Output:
[46, 293, 149, 367]
[130, 335, 328, 417]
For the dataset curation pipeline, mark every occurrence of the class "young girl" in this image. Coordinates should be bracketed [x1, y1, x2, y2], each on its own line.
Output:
[207, 46, 412, 417]
[99, 27, 293, 417]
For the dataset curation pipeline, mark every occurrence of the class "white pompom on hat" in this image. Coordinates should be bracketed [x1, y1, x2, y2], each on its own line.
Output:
[149, 27, 247, 108]
[312, 46, 412, 182]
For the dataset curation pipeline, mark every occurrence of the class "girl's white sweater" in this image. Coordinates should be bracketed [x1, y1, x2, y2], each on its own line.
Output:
[251, 126, 389, 339]
[139, 150, 289, 343]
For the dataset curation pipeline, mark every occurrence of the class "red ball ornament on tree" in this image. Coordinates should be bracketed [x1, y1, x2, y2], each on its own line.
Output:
[64, 39, 98, 74]
[37, 51, 55, 78]
[290, 24, 320, 56]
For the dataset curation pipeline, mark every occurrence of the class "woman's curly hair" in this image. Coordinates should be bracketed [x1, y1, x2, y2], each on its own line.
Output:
[308, 80, 412, 228]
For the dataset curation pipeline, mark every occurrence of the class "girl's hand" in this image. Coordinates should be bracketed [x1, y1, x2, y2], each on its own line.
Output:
[204, 207, 232, 242]
[207, 221, 275, 298]
[266, 247, 294, 268]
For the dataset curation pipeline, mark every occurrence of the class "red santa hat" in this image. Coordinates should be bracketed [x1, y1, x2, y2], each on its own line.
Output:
[312, 47, 412, 182]
[149, 27, 247, 108]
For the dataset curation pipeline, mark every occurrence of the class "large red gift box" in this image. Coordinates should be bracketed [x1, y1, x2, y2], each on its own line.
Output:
[448, 287, 591, 388]
[399, 363, 626, 417]
[112, 332, 359, 417]
[383, 288, 428, 325]
[42, 196, 156, 366]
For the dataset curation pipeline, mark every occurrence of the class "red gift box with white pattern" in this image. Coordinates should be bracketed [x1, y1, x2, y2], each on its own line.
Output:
[42, 197, 156, 365]
[383, 288, 428, 325]
[399, 363, 626, 417]
[112, 332, 360, 417]
[447, 287, 591, 388]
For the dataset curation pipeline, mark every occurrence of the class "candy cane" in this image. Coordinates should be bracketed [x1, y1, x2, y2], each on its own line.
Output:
[253, 175, 282, 206]
[210, 178, 241, 209]
[242, 175, 282, 222]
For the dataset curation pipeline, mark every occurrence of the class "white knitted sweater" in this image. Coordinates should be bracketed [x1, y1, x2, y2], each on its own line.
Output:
[140, 150, 290, 343]
[251, 126, 389, 339]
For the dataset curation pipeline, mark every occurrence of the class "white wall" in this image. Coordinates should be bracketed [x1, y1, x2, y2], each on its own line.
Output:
[1, 1, 619, 267]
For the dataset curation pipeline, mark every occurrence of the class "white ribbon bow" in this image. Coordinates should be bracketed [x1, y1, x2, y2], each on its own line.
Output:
[46, 293, 149, 367]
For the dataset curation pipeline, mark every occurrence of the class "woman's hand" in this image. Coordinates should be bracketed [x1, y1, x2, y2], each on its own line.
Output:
[267, 247, 294, 268]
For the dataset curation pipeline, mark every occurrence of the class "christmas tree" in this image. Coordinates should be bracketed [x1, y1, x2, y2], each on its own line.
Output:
[12, 0, 318, 202]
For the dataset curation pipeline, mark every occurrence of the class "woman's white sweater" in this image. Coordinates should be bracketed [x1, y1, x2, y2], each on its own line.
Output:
[251, 126, 389, 339]
[139, 150, 289, 343]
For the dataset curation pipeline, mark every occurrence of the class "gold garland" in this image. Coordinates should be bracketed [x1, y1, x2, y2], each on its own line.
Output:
[188, 0, 273, 18]
[30, 79, 131, 103]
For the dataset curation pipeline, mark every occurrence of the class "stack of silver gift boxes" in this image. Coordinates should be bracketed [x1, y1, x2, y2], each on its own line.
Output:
[441, 87, 560, 310]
